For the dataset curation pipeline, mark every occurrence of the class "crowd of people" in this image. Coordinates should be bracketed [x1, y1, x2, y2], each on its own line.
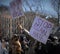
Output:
[0, 34, 60, 54]
[0, 26, 60, 54]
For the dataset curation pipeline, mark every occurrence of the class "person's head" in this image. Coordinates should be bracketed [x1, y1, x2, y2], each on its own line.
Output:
[53, 36, 58, 42]
[1, 39, 5, 42]
[23, 37, 26, 40]
[12, 34, 19, 41]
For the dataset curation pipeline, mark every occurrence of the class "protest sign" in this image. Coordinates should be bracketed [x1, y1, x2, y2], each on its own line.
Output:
[29, 16, 54, 44]
[9, 0, 23, 18]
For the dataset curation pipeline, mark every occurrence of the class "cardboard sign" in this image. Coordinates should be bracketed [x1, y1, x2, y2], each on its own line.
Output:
[29, 16, 54, 44]
[9, 0, 23, 18]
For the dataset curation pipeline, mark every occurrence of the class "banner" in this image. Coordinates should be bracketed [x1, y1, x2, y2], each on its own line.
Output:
[29, 16, 54, 44]
[9, 0, 23, 18]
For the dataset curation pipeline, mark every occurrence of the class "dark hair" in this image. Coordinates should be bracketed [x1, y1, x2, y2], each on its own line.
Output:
[12, 34, 19, 41]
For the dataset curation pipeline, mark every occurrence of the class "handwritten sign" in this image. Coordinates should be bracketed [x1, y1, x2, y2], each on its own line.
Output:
[9, 0, 23, 18]
[29, 16, 54, 44]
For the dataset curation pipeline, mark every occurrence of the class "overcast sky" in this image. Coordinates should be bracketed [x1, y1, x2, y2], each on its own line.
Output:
[0, 0, 59, 18]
